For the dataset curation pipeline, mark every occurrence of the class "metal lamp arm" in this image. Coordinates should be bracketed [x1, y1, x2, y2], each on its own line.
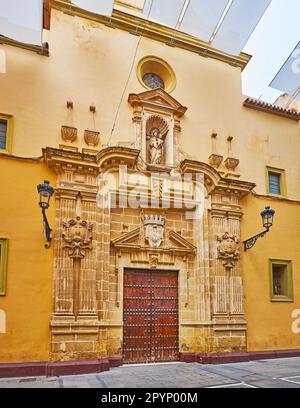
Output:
[243, 227, 269, 251]
[42, 207, 52, 248]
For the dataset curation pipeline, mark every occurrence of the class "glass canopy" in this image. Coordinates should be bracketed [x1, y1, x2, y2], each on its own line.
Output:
[143, 0, 272, 56]
[270, 41, 300, 101]
[0, 0, 43, 45]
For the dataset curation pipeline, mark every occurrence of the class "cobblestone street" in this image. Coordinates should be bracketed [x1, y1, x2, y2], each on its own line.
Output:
[1, 358, 300, 388]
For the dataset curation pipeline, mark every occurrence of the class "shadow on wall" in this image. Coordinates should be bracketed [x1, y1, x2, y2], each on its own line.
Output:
[0, 310, 5, 333]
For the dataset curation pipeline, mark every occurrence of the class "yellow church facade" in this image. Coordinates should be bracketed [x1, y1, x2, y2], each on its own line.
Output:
[0, 1, 299, 376]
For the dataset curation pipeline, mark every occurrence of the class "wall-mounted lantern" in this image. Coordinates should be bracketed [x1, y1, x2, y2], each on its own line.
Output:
[243, 206, 275, 251]
[37, 180, 54, 248]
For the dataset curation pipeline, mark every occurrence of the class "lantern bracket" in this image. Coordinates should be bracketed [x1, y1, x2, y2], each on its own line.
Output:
[243, 206, 275, 251]
[42, 207, 52, 248]
[243, 227, 269, 251]
[37, 180, 54, 249]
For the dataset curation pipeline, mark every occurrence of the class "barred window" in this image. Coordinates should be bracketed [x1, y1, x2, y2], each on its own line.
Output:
[270, 260, 293, 302]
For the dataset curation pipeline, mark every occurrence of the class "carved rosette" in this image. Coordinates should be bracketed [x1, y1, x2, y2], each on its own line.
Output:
[62, 216, 93, 258]
[217, 232, 240, 268]
[144, 214, 165, 248]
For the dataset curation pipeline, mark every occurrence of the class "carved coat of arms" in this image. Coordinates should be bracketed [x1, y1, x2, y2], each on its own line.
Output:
[144, 214, 165, 248]
[217, 232, 240, 268]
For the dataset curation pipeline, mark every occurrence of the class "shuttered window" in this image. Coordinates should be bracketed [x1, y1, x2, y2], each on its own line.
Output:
[268, 172, 281, 195]
[266, 167, 286, 197]
[0, 119, 7, 150]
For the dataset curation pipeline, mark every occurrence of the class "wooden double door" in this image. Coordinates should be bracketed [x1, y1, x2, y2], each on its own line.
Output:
[123, 269, 179, 364]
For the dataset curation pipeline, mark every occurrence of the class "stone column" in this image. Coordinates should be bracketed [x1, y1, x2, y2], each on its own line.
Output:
[53, 189, 77, 316]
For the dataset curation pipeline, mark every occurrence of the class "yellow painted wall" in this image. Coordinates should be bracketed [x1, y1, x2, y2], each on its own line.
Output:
[0, 7, 299, 362]
[0, 157, 55, 362]
[242, 194, 300, 351]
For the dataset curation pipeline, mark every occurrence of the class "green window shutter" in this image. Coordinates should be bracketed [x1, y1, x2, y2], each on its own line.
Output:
[268, 172, 281, 195]
[0, 239, 8, 295]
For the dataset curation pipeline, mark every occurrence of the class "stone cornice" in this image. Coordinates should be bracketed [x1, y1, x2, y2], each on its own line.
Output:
[50, 0, 251, 71]
[96, 146, 140, 170]
[43, 147, 256, 198]
[43, 146, 140, 173]
[0, 36, 49, 56]
[42, 147, 98, 174]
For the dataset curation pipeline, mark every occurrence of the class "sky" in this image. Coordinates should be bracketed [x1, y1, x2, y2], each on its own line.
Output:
[242, 0, 300, 102]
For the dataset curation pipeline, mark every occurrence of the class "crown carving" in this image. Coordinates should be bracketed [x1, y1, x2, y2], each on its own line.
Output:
[144, 214, 165, 226]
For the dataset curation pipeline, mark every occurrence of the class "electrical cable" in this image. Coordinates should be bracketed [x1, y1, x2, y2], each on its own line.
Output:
[107, 0, 154, 145]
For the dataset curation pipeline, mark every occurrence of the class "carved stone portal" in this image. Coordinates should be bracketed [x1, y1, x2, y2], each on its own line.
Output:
[217, 232, 240, 268]
[144, 214, 165, 248]
[62, 216, 93, 259]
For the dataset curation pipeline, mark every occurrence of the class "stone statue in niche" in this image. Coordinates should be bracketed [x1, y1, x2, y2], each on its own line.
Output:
[147, 127, 165, 165]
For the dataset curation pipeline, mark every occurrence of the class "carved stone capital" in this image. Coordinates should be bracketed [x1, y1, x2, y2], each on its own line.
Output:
[62, 216, 93, 259]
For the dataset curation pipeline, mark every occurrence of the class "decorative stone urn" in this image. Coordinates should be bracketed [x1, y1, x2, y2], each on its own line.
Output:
[84, 129, 100, 147]
[61, 125, 77, 143]
[224, 157, 240, 171]
[208, 154, 223, 168]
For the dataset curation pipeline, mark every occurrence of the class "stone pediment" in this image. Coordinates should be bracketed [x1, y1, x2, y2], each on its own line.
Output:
[128, 88, 187, 117]
[111, 228, 141, 248]
[168, 230, 196, 253]
[111, 227, 195, 254]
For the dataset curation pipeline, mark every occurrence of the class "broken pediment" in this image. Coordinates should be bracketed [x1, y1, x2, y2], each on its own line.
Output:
[128, 88, 187, 117]
[167, 230, 196, 253]
[111, 228, 141, 249]
[111, 226, 195, 255]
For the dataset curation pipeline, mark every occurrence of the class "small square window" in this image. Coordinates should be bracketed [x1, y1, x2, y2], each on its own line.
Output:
[0, 239, 8, 296]
[266, 167, 286, 197]
[269, 260, 293, 302]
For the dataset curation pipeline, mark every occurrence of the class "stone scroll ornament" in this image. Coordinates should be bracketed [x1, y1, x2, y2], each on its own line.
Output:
[217, 232, 240, 268]
[62, 216, 93, 258]
[144, 214, 165, 248]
